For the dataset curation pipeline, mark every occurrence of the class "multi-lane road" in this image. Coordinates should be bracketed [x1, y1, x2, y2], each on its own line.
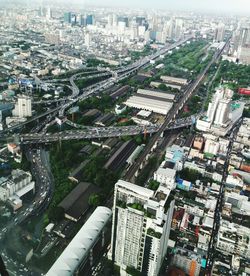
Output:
[6, 115, 195, 144]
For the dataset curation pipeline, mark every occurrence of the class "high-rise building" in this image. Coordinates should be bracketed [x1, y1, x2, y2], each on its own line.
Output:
[175, 18, 184, 40]
[80, 15, 86, 26]
[207, 87, 233, 127]
[214, 22, 225, 42]
[86, 14, 94, 25]
[118, 16, 129, 27]
[110, 179, 175, 276]
[107, 14, 113, 27]
[238, 27, 250, 64]
[207, 88, 225, 123]
[112, 14, 118, 27]
[85, 33, 92, 48]
[46, 7, 52, 20]
[64, 12, 71, 24]
[214, 99, 231, 126]
[71, 13, 77, 25]
[136, 16, 146, 26]
[12, 95, 32, 118]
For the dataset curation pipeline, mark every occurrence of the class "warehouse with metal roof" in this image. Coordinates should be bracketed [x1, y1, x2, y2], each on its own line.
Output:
[46, 206, 112, 276]
[125, 93, 173, 115]
[137, 88, 176, 101]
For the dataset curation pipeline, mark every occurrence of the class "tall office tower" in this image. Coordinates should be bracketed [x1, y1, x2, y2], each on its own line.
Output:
[71, 13, 77, 25]
[232, 28, 241, 54]
[38, 6, 44, 17]
[85, 33, 92, 48]
[214, 22, 225, 42]
[12, 95, 32, 118]
[166, 19, 175, 39]
[111, 180, 175, 276]
[64, 12, 71, 24]
[138, 25, 146, 37]
[107, 14, 113, 27]
[136, 16, 146, 26]
[118, 16, 129, 27]
[174, 18, 184, 40]
[80, 15, 86, 26]
[238, 27, 250, 64]
[113, 14, 118, 27]
[86, 14, 94, 25]
[131, 23, 139, 40]
[46, 7, 52, 20]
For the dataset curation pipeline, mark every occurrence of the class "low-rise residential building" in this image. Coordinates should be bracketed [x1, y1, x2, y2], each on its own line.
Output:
[0, 169, 35, 207]
[217, 220, 250, 258]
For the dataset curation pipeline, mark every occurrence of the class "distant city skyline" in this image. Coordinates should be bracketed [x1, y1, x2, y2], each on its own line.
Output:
[1, 0, 250, 15]
[83, 0, 250, 14]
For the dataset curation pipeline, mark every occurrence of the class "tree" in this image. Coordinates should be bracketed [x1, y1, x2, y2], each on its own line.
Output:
[158, 83, 168, 91]
[88, 193, 101, 207]
[148, 180, 160, 191]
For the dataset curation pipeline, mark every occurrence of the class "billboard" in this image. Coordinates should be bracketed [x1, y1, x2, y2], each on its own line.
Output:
[238, 88, 250, 95]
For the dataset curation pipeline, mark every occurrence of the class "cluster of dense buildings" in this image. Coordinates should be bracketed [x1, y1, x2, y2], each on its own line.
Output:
[45, 81, 250, 275]
[124, 75, 188, 116]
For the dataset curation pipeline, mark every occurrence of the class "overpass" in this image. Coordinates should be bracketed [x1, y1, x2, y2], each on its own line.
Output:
[1, 115, 196, 145]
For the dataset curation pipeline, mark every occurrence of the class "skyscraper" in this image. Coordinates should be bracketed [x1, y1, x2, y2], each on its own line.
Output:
[64, 12, 71, 24]
[110, 179, 175, 276]
[214, 22, 225, 42]
[79, 15, 86, 26]
[238, 27, 250, 64]
[46, 7, 52, 20]
[118, 16, 129, 27]
[86, 14, 94, 25]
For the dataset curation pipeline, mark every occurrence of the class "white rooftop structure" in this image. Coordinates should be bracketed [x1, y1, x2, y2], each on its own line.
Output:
[137, 88, 175, 101]
[46, 206, 112, 276]
[125, 95, 173, 115]
[160, 75, 188, 85]
[115, 179, 154, 199]
[137, 110, 152, 118]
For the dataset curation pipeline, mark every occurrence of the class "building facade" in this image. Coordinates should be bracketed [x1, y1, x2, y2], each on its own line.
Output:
[110, 180, 175, 276]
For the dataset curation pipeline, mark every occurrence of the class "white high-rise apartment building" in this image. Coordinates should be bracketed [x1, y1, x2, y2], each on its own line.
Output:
[12, 95, 32, 118]
[110, 180, 175, 276]
[206, 87, 233, 126]
[214, 99, 231, 126]
[207, 88, 224, 123]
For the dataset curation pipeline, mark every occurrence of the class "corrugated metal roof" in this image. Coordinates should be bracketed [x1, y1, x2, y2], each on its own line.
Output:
[46, 206, 112, 276]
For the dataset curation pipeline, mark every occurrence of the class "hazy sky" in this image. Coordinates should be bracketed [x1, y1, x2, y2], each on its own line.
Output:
[84, 0, 250, 14]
